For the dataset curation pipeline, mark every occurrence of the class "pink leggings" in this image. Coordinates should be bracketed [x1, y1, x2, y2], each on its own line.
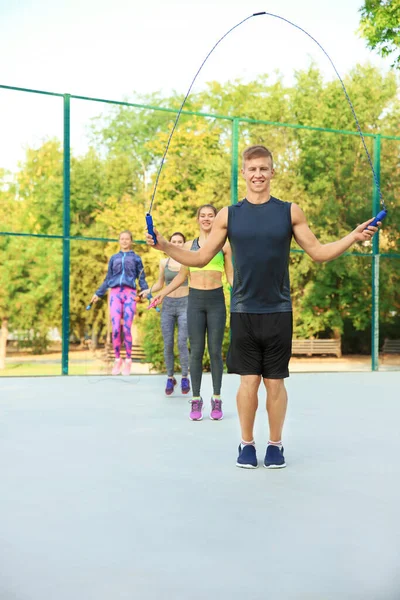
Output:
[110, 286, 136, 359]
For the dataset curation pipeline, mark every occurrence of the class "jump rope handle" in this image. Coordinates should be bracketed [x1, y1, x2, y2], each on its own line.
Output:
[148, 295, 161, 312]
[145, 214, 160, 311]
[146, 213, 157, 245]
[366, 209, 387, 230]
[86, 304, 92, 311]
[135, 293, 159, 311]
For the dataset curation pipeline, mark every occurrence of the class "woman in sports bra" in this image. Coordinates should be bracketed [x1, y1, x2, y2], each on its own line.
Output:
[150, 204, 233, 422]
[140, 232, 190, 396]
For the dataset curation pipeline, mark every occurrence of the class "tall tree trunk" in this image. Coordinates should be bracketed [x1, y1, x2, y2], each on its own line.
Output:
[91, 329, 98, 350]
[332, 327, 342, 358]
[0, 318, 8, 370]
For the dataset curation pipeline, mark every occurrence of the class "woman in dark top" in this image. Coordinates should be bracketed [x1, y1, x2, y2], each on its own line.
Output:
[140, 232, 190, 396]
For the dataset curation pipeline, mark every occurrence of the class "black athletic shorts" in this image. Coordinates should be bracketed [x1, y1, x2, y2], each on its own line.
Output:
[227, 312, 292, 379]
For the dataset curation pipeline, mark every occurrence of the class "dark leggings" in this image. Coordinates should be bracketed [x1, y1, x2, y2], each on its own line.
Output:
[187, 287, 226, 397]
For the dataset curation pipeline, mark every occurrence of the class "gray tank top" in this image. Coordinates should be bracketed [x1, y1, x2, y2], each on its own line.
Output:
[227, 197, 293, 314]
[164, 259, 188, 287]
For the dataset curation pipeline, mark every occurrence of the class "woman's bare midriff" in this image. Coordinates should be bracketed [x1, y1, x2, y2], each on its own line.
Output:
[189, 270, 223, 290]
[166, 257, 189, 298]
[167, 283, 189, 298]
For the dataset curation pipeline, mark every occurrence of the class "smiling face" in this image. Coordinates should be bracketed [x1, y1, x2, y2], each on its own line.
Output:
[119, 232, 132, 251]
[241, 155, 275, 195]
[197, 206, 217, 233]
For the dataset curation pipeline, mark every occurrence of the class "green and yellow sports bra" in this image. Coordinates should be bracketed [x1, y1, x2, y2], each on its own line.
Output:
[189, 238, 224, 273]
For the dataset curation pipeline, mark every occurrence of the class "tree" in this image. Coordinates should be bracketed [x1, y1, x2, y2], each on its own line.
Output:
[0, 172, 15, 367]
[16, 140, 63, 234]
[0, 144, 63, 359]
[359, 0, 400, 67]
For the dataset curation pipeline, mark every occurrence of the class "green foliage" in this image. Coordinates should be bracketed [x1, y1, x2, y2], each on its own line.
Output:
[16, 140, 63, 234]
[359, 0, 400, 67]
[138, 309, 166, 372]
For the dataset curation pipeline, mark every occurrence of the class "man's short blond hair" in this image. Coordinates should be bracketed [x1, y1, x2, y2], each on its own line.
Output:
[242, 145, 273, 168]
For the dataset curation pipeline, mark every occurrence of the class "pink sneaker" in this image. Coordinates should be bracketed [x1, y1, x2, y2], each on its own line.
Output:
[210, 398, 223, 420]
[122, 358, 132, 376]
[111, 358, 123, 375]
[189, 398, 203, 421]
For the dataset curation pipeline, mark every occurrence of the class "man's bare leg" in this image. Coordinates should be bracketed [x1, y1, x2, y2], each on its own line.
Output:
[263, 378, 287, 440]
[236, 375, 261, 468]
[263, 378, 287, 468]
[237, 375, 261, 441]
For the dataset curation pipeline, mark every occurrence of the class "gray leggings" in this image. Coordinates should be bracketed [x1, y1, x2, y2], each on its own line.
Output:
[161, 296, 189, 377]
[187, 287, 226, 397]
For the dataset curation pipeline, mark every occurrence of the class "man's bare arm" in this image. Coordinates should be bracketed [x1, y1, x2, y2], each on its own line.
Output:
[291, 203, 380, 263]
[146, 207, 229, 267]
[223, 241, 234, 287]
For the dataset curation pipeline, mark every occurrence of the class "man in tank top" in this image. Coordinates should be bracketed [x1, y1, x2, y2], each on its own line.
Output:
[146, 145, 381, 469]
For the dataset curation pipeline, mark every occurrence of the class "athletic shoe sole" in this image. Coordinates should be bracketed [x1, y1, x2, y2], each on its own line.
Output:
[189, 416, 203, 421]
[209, 413, 223, 420]
[263, 462, 286, 469]
[236, 462, 258, 469]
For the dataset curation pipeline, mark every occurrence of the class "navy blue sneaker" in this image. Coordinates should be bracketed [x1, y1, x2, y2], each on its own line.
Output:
[181, 377, 191, 395]
[236, 444, 258, 469]
[165, 377, 177, 396]
[264, 445, 286, 469]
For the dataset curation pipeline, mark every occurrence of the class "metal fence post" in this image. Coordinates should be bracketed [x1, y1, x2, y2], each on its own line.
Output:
[231, 118, 239, 205]
[62, 94, 71, 375]
[371, 134, 381, 371]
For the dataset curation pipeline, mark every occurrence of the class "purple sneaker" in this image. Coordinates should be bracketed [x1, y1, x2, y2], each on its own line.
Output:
[181, 377, 191, 395]
[189, 398, 203, 421]
[210, 398, 223, 420]
[165, 377, 177, 396]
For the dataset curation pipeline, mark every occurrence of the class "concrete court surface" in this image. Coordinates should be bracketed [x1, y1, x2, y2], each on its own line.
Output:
[0, 372, 399, 600]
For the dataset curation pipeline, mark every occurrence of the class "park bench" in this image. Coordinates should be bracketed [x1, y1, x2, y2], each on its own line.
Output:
[381, 339, 400, 354]
[292, 339, 342, 358]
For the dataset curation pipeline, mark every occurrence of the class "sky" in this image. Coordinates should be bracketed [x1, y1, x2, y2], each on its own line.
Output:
[0, 0, 394, 172]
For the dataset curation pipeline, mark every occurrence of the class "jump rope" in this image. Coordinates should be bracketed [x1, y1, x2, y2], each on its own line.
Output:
[146, 10, 388, 251]
[84, 11, 389, 377]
